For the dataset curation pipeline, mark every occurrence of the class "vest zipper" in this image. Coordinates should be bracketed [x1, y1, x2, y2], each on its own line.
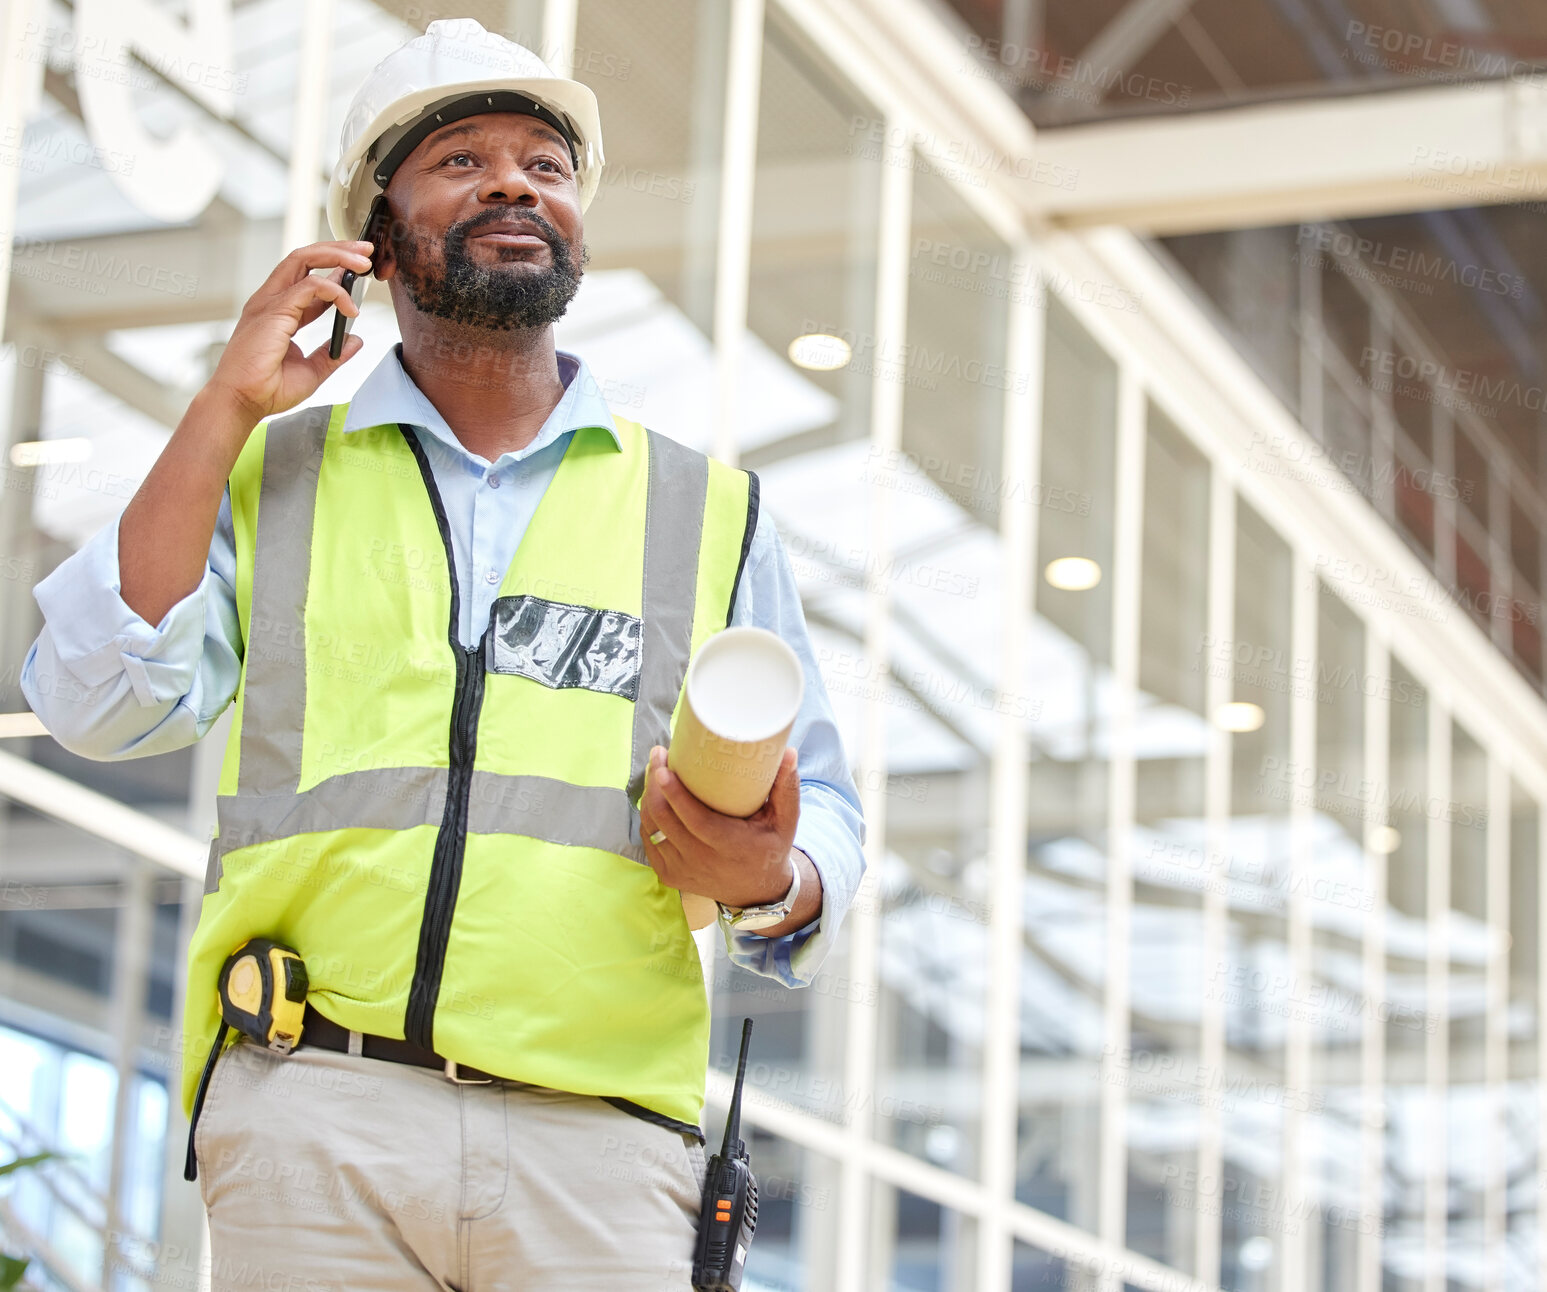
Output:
[397, 424, 489, 1051]
[405, 640, 486, 1048]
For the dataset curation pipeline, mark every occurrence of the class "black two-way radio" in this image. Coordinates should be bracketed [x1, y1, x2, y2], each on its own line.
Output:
[692, 1019, 759, 1292]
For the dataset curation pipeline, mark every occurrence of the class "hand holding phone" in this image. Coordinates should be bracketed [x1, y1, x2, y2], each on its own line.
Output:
[330, 194, 388, 360]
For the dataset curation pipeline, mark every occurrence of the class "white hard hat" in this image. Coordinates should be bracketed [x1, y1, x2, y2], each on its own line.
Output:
[327, 18, 605, 240]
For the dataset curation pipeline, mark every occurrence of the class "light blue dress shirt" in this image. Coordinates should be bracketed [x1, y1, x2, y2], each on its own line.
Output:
[22, 347, 865, 988]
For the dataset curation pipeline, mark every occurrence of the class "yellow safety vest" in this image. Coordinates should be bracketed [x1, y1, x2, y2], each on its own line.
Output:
[181, 402, 757, 1131]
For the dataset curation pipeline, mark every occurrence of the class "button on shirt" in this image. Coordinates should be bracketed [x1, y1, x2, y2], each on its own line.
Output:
[21, 347, 865, 987]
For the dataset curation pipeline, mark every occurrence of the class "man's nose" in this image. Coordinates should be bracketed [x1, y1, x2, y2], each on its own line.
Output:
[479, 157, 538, 205]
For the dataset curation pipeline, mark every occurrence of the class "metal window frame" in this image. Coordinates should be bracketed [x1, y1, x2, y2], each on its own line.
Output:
[977, 242, 1043, 1291]
[836, 98, 912, 1292]
[1283, 553, 1318, 1292]
[1359, 632, 1390, 1292]
[1096, 355, 1147, 1284]
[1485, 746, 1510, 1287]
[711, 0, 765, 469]
[1540, 797, 1547, 1292]
[1196, 451, 1237, 1289]
[281, 0, 332, 254]
[1425, 696, 1452, 1292]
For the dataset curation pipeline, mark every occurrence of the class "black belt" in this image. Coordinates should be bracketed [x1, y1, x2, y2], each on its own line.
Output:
[300, 1004, 706, 1144]
[302, 1004, 499, 1081]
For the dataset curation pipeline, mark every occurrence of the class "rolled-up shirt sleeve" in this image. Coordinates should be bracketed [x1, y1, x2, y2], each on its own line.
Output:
[22, 491, 243, 760]
[721, 502, 867, 987]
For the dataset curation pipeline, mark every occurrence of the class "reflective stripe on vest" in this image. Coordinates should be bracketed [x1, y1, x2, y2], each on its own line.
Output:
[184, 402, 756, 1128]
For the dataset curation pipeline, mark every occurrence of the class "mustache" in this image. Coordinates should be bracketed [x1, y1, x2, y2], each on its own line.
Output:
[449, 207, 561, 247]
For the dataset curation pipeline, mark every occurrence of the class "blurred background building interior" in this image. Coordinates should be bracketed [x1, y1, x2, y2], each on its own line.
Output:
[1, 0, 1546, 1288]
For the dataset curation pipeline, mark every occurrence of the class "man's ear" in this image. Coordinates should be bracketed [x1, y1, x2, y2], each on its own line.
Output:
[370, 196, 397, 282]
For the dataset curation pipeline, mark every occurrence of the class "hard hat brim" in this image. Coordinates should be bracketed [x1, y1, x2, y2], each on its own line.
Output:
[327, 75, 604, 241]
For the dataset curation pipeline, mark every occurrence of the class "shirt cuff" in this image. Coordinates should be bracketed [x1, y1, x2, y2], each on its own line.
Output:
[722, 799, 862, 987]
[32, 515, 214, 705]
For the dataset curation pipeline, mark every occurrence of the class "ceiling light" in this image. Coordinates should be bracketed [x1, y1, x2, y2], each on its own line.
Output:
[9, 437, 91, 467]
[1368, 825, 1401, 855]
[1213, 701, 1265, 733]
[1044, 557, 1102, 591]
[787, 333, 851, 371]
[1239, 1237, 1274, 1272]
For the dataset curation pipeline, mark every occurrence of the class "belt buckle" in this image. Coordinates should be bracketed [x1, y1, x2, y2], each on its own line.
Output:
[443, 1057, 494, 1085]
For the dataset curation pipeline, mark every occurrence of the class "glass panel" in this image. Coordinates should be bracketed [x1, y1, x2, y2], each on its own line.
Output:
[875, 1187, 977, 1291]
[1318, 250, 1370, 375]
[1012, 1240, 1071, 1290]
[703, 4, 880, 1120]
[1389, 360, 1435, 466]
[0, 1022, 155, 1290]
[736, 1129, 839, 1292]
[1511, 496, 1539, 594]
[1323, 374, 1373, 501]
[1506, 781, 1540, 1290]
[1382, 658, 1429, 1290]
[0, 791, 192, 1292]
[1018, 298, 1117, 1230]
[1455, 530, 1492, 636]
[1448, 724, 1490, 1278]
[1161, 229, 1301, 415]
[1512, 604, 1543, 690]
[1124, 405, 1209, 1272]
[575, 0, 726, 349]
[1454, 429, 1490, 534]
[1305, 582, 1370, 1288]
[1392, 441, 1438, 562]
[1218, 501, 1291, 1292]
[872, 150, 1011, 1181]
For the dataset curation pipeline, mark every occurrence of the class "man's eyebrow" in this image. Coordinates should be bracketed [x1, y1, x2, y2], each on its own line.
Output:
[422, 122, 482, 151]
[524, 123, 571, 154]
[421, 120, 573, 159]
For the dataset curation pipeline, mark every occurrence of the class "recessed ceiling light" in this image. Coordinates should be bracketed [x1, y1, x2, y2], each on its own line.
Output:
[1044, 557, 1102, 591]
[1239, 1236, 1274, 1272]
[1213, 701, 1265, 733]
[1368, 825, 1401, 854]
[787, 333, 852, 371]
[9, 437, 91, 467]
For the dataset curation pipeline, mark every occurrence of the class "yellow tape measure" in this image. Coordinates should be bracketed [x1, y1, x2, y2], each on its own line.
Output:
[186, 937, 311, 1181]
[217, 937, 309, 1053]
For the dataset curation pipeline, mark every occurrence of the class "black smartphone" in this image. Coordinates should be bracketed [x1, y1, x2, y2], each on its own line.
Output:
[329, 194, 387, 361]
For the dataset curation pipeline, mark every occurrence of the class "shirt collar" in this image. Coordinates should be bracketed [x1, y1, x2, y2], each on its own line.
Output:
[341, 343, 620, 465]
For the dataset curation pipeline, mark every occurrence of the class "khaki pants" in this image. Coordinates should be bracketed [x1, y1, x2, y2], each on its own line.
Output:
[193, 1038, 708, 1291]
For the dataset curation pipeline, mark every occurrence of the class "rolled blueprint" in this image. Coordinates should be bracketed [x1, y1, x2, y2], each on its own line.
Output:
[666, 628, 805, 929]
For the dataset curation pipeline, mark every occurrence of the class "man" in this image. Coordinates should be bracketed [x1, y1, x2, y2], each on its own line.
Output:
[22, 19, 863, 1290]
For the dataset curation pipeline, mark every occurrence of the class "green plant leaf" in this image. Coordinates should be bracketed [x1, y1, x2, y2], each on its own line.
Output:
[0, 1252, 29, 1291]
[0, 1154, 56, 1178]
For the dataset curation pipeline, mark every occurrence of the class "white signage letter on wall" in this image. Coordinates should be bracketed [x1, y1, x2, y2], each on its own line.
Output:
[75, 0, 235, 223]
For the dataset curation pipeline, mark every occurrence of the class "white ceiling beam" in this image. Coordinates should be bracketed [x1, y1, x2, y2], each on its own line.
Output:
[3, 297, 191, 427]
[6, 219, 255, 332]
[43, 327, 191, 428]
[1028, 76, 1547, 232]
[0, 747, 207, 880]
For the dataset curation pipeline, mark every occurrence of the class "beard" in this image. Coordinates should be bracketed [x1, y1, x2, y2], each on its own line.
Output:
[392, 206, 585, 330]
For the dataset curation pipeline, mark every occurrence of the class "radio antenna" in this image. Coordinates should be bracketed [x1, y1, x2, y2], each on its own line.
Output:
[721, 1018, 753, 1158]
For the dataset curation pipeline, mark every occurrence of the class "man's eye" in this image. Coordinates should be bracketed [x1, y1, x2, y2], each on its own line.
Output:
[533, 158, 565, 174]
[444, 152, 475, 167]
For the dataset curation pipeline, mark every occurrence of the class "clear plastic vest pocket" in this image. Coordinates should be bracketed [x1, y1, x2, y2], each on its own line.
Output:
[485, 594, 643, 699]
